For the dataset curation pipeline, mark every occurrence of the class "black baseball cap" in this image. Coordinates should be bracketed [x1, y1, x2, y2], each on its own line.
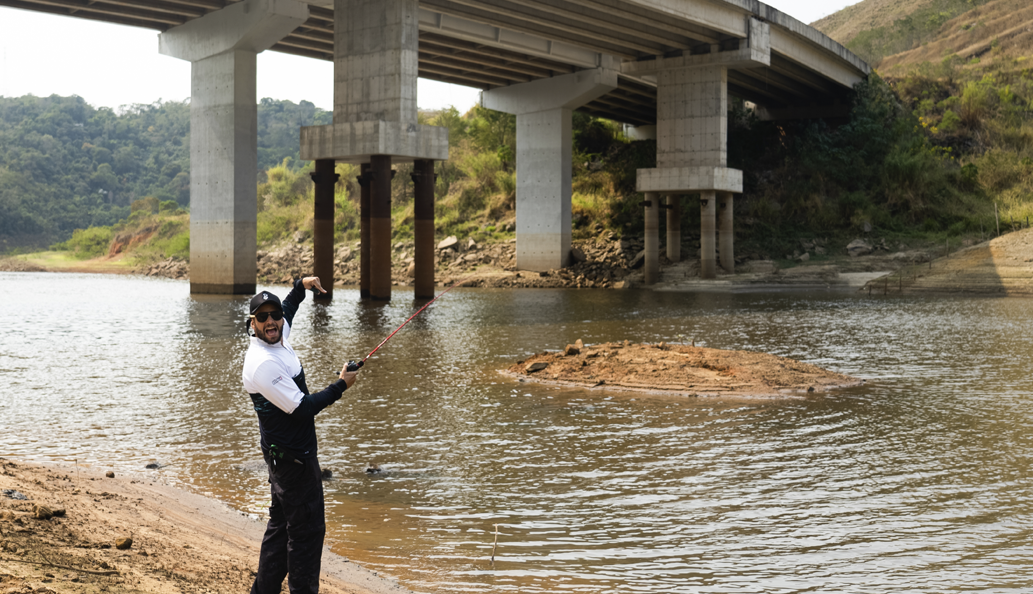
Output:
[249, 291, 283, 315]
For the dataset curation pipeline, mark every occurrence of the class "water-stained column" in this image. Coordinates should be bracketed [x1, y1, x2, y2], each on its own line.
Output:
[644, 192, 660, 285]
[719, 192, 734, 274]
[369, 155, 393, 300]
[413, 159, 436, 299]
[700, 191, 717, 279]
[311, 159, 338, 300]
[666, 194, 681, 262]
[358, 163, 371, 299]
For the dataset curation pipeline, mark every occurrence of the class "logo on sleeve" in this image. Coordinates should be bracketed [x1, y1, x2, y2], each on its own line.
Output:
[271, 375, 283, 386]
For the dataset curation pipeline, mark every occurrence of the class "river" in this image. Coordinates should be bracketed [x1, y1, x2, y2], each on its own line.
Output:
[2, 271, 1031, 592]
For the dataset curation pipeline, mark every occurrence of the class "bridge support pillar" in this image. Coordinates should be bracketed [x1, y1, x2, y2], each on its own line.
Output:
[358, 163, 371, 299]
[719, 192, 734, 273]
[369, 155, 393, 301]
[482, 67, 617, 272]
[666, 194, 681, 262]
[311, 159, 339, 300]
[301, 0, 449, 301]
[159, 0, 308, 294]
[700, 191, 717, 279]
[413, 159, 436, 299]
[644, 192, 660, 285]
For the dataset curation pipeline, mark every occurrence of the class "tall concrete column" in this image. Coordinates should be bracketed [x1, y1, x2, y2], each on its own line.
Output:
[701, 191, 717, 279]
[369, 155, 393, 301]
[644, 192, 660, 285]
[413, 159, 436, 299]
[159, 0, 308, 294]
[666, 194, 681, 262]
[311, 159, 338, 300]
[358, 163, 371, 298]
[482, 67, 617, 271]
[719, 192, 734, 273]
[517, 108, 571, 271]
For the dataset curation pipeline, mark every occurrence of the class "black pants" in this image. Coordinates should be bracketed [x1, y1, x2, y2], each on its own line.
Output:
[251, 455, 326, 594]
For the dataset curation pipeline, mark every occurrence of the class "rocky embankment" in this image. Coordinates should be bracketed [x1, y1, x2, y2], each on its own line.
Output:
[142, 257, 188, 280]
[124, 232, 945, 291]
[506, 340, 862, 397]
[251, 228, 646, 289]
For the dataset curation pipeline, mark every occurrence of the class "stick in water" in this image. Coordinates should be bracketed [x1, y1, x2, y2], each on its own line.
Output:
[491, 523, 499, 565]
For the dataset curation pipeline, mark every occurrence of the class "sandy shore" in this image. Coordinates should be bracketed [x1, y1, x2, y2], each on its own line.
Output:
[507, 341, 863, 397]
[0, 458, 408, 594]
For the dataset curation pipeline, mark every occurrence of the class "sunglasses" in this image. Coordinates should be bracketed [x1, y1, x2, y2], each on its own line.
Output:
[251, 311, 284, 323]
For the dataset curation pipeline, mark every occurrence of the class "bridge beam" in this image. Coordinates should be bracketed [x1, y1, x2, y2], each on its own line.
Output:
[160, 0, 308, 295]
[482, 66, 617, 271]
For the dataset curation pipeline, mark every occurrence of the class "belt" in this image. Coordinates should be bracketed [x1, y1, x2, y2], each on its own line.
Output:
[264, 443, 303, 468]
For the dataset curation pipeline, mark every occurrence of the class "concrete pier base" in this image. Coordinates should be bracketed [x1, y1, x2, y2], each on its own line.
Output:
[719, 192, 734, 273]
[701, 191, 717, 279]
[159, 0, 308, 294]
[644, 192, 660, 285]
[413, 159, 436, 299]
[311, 159, 338, 300]
[369, 155, 392, 301]
[359, 163, 371, 298]
[666, 194, 681, 262]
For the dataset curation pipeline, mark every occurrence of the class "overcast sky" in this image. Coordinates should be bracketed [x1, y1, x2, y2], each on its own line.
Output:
[0, 0, 858, 112]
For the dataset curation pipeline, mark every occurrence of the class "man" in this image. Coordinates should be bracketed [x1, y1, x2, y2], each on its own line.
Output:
[242, 276, 359, 594]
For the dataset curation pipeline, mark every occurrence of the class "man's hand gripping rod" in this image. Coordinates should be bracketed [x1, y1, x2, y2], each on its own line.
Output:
[344, 279, 467, 372]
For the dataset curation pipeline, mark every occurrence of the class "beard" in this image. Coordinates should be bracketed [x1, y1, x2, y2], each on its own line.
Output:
[254, 323, 281, 344]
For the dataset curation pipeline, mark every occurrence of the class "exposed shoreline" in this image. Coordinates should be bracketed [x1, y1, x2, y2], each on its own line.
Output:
[0, 458, 408, 594]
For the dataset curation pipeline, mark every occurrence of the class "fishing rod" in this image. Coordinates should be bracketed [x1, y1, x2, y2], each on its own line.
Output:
[344, 278, 467, 372]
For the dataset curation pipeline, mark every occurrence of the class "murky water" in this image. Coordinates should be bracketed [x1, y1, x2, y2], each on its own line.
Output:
[3, 271, 1032, 592]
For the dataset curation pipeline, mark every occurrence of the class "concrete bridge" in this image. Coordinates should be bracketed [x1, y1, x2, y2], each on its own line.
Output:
[3, 0, 869, 298]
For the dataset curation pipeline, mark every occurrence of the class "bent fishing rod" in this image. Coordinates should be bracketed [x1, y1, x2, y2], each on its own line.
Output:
[344, 278, 467, 372]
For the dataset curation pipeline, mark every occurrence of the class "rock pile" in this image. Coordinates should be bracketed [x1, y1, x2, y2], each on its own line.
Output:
[144, 257, 188, 280]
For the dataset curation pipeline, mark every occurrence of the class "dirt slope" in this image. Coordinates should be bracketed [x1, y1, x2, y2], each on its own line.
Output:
[867, 227, 1033, 294]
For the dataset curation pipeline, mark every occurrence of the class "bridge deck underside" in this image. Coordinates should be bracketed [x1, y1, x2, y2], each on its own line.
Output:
[0, 0, 855, 124]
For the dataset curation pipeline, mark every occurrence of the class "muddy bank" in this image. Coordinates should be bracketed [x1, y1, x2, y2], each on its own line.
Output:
[0, 458, 407, 594]
[506, 341, 862, 397]
[865, 228, 1033, 295]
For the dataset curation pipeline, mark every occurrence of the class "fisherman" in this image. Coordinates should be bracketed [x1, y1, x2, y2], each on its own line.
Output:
[242, 276, 358, 594]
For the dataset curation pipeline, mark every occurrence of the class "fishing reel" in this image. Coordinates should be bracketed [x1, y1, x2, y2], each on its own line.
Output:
[345, 360, 364, 372]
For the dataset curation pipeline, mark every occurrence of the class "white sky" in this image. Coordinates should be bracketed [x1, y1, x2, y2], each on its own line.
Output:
[0, 0, 858, 112]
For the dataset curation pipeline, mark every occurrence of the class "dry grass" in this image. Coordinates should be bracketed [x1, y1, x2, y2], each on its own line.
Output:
[812, 0, 944, 44]
[880, 0, 1033, 72]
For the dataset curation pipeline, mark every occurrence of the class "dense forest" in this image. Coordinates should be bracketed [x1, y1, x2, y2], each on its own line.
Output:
[0, 96, 330, 251]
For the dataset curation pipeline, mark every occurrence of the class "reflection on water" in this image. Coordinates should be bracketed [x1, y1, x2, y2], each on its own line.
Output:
[3, 272, 1033, 593]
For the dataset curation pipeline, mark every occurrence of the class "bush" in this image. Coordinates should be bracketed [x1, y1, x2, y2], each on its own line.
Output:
[51, 226, 113, 259]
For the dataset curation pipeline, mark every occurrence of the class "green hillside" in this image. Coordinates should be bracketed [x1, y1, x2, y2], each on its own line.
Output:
[0, 96, 330, 252]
